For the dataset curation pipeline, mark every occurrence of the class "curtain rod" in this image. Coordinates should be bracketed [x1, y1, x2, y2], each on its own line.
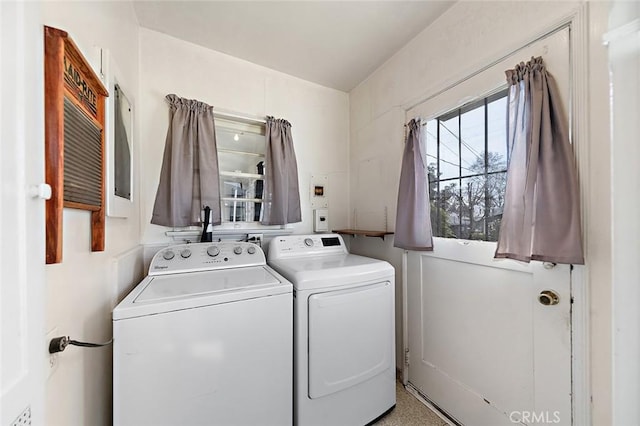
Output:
[404, 21, 572, 112]
[214, 109, 267, 125]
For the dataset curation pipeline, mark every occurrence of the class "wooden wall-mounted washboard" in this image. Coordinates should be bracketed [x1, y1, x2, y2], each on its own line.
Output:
[44, 26, 109, 264]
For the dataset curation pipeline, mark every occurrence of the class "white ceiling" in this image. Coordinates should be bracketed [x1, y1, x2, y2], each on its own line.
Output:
[133, 1, 454, 92]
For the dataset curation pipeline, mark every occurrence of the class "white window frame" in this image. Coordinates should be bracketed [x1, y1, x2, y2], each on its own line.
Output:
[424, 89, 509, 242]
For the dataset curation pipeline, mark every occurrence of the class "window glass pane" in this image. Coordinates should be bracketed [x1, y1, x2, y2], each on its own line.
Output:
[438, 116, 459, 180]
[429, 180, 439, 237]
[460, 104, 486, 177]
[217, 151, 262, 175]
[426, 91, 508, 242]
[486, 171, 507, 241]
[487, 96, 508, 172]
[216, 118, 266, 223]
[460, 176, 486, 240]
[425, 120, 438, 183]
[441, 178, 460, 238]
[216, 120, 265, 155]
[425, 120, 440, 235]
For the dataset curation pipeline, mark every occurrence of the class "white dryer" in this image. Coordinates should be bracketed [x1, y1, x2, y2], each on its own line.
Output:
[113, 242, 292, 426]
[268, 234, 396, 425]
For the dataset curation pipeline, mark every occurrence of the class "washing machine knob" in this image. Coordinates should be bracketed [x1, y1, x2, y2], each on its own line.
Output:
[206, 246, 220, 257]
[180, 249, 192, 258]
[162, 250, 175, 260]
[233, 246, 243, 255]
[247, 246, 256, 255]
[304, 238, 314, 247]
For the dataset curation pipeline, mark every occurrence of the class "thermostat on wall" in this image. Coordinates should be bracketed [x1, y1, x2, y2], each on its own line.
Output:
[310, 174, 328, 209]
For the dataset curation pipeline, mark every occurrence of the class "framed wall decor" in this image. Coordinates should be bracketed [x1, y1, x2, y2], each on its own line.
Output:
[44, 26, 108, 264]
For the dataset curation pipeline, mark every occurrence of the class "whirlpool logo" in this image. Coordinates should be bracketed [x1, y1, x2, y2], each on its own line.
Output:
[509, 411, 561, 424]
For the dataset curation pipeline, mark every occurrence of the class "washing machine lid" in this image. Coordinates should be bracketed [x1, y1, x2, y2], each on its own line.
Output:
[113, 266, 291, 320]
[268, 254, 394, 291]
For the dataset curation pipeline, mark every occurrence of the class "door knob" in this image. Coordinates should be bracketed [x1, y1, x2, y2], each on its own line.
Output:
[538, 290, 560, 306]
[29, 183, 52, 200]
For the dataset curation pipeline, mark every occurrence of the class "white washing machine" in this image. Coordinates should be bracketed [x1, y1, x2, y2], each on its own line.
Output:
[268, 234, 396, 425]
[113, 242, 292, 426]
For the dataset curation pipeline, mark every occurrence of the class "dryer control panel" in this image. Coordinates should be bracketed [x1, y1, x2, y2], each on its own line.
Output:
[268, 234, 348, 260]
[150, 242, 265, 275]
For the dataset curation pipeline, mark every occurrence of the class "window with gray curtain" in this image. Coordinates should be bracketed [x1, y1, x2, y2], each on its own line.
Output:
[495, 57, 584, 264]
[261, 116, 301, 225]
[215, 118, 266, 224]
[151, 94, 221, 227]
[394, 118, 434, 251]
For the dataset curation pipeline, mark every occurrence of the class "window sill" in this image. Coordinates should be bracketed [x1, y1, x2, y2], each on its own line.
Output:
[165, 223, 294, 240]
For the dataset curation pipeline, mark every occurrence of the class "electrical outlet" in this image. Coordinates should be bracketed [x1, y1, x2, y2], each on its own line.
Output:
[247, 234, 263, 247]
[45, 327, 60, 379]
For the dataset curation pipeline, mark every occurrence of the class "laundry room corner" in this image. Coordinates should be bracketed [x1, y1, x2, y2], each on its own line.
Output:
[41, 2, 142, 425]
[5, 1, 624, 425]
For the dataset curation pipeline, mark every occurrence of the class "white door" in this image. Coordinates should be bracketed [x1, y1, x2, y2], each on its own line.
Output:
[406, 241, 571, 425]
[1, 2, 46, 425]
[405, 28, 573, 426]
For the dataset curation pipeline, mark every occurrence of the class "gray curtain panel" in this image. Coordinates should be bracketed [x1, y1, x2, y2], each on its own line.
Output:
[394, 118, 434, 251]
[495, 57, 584, 264]
[261, 116, 301, 225]
[151, 94, 221, 227]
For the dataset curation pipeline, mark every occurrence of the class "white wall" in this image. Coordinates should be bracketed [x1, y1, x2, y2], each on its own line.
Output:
[348, 1, 612, 424]
[138, 28, 350, 245]
[42, 2, 142, 425]
[609, 0, 640, 423]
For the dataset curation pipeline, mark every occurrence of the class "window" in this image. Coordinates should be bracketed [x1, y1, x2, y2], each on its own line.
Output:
[425, 90, 508, 241]
[215, 117, 266, 224]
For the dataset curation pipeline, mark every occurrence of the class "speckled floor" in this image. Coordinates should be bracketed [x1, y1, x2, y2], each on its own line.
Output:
[373, 381, 449, 426]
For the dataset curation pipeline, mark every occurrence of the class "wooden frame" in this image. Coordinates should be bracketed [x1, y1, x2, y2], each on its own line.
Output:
[44, 26, 108, 264]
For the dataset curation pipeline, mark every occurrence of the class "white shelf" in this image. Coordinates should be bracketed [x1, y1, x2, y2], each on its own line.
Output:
[218, 148, 265, 158]
[221, 197, 263, 203]
[334, 229, 394, 240]
[220, 170, 264, 179]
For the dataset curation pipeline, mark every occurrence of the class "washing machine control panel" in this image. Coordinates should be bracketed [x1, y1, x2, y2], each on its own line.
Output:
[268, 234, 348, 259]
[150, 242, 265, 275]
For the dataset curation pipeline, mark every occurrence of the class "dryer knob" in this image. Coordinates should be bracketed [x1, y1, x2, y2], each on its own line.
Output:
[304, 238, 314, 247]
[247, 246, 256, 255]
[233, 246, 243, 255]
[180, 249, 192, 258]
[163, 250, 175, 260]
[207, 246, 220, 257]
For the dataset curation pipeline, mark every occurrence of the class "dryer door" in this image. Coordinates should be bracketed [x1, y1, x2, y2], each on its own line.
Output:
[308, 281, 394, 399]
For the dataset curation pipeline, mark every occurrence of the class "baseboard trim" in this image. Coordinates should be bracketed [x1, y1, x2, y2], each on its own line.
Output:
[404, 382, 461, 426]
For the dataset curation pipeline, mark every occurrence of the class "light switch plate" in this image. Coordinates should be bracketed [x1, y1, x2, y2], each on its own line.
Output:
[314, 208, 329, 232]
